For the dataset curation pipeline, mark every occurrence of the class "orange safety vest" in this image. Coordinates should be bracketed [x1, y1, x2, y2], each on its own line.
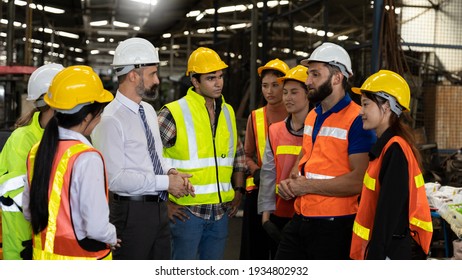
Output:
[27, 140, 111, 260]
[350, 136, 433, 260]
[295, 101, 360, 217]
[246, 107, 268, 191]
[269, 120, 301, 218]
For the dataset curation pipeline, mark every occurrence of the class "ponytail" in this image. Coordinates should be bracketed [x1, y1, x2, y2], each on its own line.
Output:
[29, 115, 59, 234]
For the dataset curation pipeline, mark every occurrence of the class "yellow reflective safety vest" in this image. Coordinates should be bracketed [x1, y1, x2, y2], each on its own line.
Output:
[350, 136, 433, 260]
[0, 111, 43, 259]
[245, 107, 267, 191]
[163, 87, 238, 205]
[27, 140, 112, 260]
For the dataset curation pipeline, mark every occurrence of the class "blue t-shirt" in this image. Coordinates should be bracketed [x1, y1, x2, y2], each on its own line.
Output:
[311, 93, 376, 154]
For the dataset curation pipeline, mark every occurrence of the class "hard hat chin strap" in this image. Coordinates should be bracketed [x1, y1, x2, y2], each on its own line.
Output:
[328, 61, 350, 78]
[55, 102, 91, 114]
[34, 98, 47, 108]
[114, 63, 159, 76]
[373, 91, 403, 117]
[115, 65, 135, 76]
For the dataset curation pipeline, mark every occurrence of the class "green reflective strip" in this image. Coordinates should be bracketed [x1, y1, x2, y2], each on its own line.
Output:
[276, 145, 302, 156]
[414, 174, 424, 189]
[254, 108, 266, 163]
[275, 183, 279, 194]
[363, 172, 376, 191]
[410, 217, 433, 232]
[45, 143, 90, 253]
[353, 221, 370, 241]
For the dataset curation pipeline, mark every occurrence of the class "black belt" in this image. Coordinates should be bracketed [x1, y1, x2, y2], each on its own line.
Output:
[112, 193, 162, 202]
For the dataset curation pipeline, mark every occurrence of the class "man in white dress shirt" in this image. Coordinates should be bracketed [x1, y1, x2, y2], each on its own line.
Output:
[91, 37, 193, 260]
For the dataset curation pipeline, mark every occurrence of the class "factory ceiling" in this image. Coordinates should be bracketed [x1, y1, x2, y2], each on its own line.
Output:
[2, 0, 379, 73]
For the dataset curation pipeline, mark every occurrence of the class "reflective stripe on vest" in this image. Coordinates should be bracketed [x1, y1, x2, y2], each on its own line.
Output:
[163, 88, 237, 205]
[0, 175, 26, 212]
[350, 136, 433, 259]
[254, 107, 267, 165]
[246, 107, 267, 191]
[28, 141, 111, 260]
[296, 102, 360, 217]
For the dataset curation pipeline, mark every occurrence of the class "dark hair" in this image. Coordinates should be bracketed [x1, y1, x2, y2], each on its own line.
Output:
[260, 69, 285, 80]
[363, 91, 422, 168]
[191, 73, 202, 83]
[29, 102, 106, 234]
[325, 63, 350, 90]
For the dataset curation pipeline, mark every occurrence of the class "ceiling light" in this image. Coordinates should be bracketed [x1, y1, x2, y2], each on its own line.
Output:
[91, 50, 100, 55]
[130, 0, 157, 5]
[44, 6, 65, 14]
[75, 57, 85, 62]
[90, 20, 108, 27]
[97, 37, 105, 42]
[196, 12, 205, 22]
[56, 31, 79, 39]
[186, 10, 201, 17]
[39, 28, 79, 39]
[162, 33, 172, 38]
[97, 30, 129, 36]
[133, 26, 140, 31]
[113, 21, 129, 28]
[109, 50, 115, 55]
[338, 35, 349, 41]
[229, 23, 249, 30]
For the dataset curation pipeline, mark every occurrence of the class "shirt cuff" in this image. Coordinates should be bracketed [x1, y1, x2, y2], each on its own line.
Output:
[155, 174, 169, 192]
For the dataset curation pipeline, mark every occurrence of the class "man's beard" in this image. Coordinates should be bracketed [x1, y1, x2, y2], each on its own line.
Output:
[307, 75, 333, 104]
[136, 79, 159, 101]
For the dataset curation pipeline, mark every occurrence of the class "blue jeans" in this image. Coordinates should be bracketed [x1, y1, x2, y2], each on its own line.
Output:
[170, 210, 228, 260]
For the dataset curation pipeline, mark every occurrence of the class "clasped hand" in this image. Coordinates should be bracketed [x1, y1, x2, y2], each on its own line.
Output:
[167, 169, 195, 198]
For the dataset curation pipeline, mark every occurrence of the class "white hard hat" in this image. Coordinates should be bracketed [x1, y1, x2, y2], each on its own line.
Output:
[111, 37, 160, 76]
[27, 63, 64, 104]
[301, 42, 353, 78]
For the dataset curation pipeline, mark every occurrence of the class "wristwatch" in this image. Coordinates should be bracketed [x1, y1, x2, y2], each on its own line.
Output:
[234, 186, 245, 194]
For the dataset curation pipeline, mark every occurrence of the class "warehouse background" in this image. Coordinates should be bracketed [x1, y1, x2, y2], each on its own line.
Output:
[0, 0, 461, 259]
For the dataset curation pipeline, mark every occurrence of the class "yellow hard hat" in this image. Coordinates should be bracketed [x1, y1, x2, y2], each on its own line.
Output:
[257, 58, 290, 77]
[186, 47, 228, 76]
[45, 65, 114, 111]
[351, 69, 410, 111]
[277, 65, 308, 84]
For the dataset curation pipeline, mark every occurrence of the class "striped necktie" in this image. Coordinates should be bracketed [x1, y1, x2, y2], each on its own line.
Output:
[139, 105, 168, 201]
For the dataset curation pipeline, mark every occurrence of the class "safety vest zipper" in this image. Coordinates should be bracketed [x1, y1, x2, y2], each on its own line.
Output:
[210, 105, 222, 203]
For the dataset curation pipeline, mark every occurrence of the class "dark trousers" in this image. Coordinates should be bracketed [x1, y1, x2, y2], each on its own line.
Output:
[109, 198, 171, 260]
[268, 214, 291, 259]
[275, 213, 355, 260]
[239, 189, 271, 259]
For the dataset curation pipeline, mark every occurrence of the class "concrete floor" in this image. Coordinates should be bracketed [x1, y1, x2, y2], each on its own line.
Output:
[224, 215, 243, 260]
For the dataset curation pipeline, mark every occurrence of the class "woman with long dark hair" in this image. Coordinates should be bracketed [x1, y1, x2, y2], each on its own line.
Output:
[350, 70, 433, 260]
[23, 65, 119, 260]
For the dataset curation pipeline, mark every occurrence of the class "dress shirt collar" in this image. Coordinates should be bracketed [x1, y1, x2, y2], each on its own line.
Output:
[115, 90, 141, 114]
[58, 126, 93, 146]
